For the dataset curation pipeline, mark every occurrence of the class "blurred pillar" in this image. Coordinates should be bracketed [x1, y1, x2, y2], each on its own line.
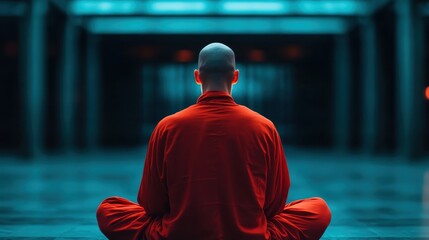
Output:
[21, 0, 47, 157]
[85, 34, 100, 150]
[395, 0, 425, 158]
[334, 34, 351, 151]
[60, 17, 79, 151]
[361, 17, 379, 153]
[142, 64, 155, 140]
[277, 66, 288, 138]
[282, 66, 294, 141]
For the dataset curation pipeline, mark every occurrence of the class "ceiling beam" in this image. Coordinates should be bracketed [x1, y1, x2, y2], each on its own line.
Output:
[70, 0, 368, 16]
[87, 17, 349, 34]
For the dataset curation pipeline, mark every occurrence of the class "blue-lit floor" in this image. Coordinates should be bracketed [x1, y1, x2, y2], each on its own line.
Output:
[0, 148, 429, 239]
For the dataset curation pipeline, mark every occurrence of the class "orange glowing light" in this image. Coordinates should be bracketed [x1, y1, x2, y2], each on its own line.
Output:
[425, 86, 429, 100]
[175, 49, 194, 62]
[249, 50, 265, 62]
[284, 45, 302, 59]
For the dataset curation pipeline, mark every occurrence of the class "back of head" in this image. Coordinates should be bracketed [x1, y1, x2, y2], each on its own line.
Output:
[198, 43, 236, 82]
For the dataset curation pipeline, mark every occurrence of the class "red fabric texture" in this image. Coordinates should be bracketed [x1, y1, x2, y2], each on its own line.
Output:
[97, 91, 331, 239]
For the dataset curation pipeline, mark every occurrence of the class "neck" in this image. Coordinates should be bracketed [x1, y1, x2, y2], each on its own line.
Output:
[202, 84, 231, 94]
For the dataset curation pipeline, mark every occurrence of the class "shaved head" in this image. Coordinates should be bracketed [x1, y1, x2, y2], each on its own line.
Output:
[195, 42, 239, 94]
[198, 42, 235, 72]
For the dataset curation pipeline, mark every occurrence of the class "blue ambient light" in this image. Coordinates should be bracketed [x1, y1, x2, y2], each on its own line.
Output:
[220, 1, 287, 14]
[146, 1, 210, 14]
[295, 1, 366, 15]
[71, 0, 140, 15]
[88, 17, 347, 34]
[69, 0, 367, 16]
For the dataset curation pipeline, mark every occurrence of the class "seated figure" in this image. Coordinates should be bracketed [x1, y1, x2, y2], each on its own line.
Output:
[96, 43, 331, 240]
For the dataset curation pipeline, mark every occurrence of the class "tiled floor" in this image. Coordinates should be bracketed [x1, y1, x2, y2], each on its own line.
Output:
[0, 147, 429, 239]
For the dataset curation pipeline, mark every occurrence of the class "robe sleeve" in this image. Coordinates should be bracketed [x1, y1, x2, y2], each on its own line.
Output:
[137, 123, 169, 216]
[264, 126, 290, 218]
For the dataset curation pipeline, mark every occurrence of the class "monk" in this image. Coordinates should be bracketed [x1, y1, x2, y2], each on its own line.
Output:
[96, 43, 331, 240]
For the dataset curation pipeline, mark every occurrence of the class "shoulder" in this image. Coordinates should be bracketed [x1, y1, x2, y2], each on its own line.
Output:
[235, 104, 276, 130]
[155, 105, 198, 130]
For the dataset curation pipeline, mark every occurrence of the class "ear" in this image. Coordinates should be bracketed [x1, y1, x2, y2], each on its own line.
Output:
[232, 69, 239, 85]
[194, 69, 202, 85]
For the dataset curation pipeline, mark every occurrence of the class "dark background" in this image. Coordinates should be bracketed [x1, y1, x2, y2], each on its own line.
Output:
[1, 1, 429, 239]
[1, 0, 428, 159]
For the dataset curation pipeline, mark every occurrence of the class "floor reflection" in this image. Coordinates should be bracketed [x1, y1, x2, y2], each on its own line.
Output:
[0, 148, 428, 239]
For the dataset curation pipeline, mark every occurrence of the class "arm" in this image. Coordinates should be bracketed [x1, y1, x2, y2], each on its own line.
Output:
[137, 124, 170, 216]
[264, 126, 290, 218]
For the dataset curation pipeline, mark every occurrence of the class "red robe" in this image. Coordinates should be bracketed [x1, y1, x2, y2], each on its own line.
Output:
[97, 91, 331, 240]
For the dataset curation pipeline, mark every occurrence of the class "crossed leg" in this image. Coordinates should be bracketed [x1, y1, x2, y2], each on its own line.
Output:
[267, 197, 331, 240]
[96, 197, 155, 240]
[97, 197, 331, 240]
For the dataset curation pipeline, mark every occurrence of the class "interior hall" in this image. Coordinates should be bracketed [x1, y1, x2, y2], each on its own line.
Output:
[1, 0, 429, 239]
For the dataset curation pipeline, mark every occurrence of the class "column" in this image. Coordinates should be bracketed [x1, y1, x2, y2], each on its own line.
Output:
[334, 34, 351, 151]
[395, 0, 425, 158]
[85, 33, 100, 150]
[21, 0, 47, 157]
[60, 17, 79, 151]
[361, 17, 379, 153]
